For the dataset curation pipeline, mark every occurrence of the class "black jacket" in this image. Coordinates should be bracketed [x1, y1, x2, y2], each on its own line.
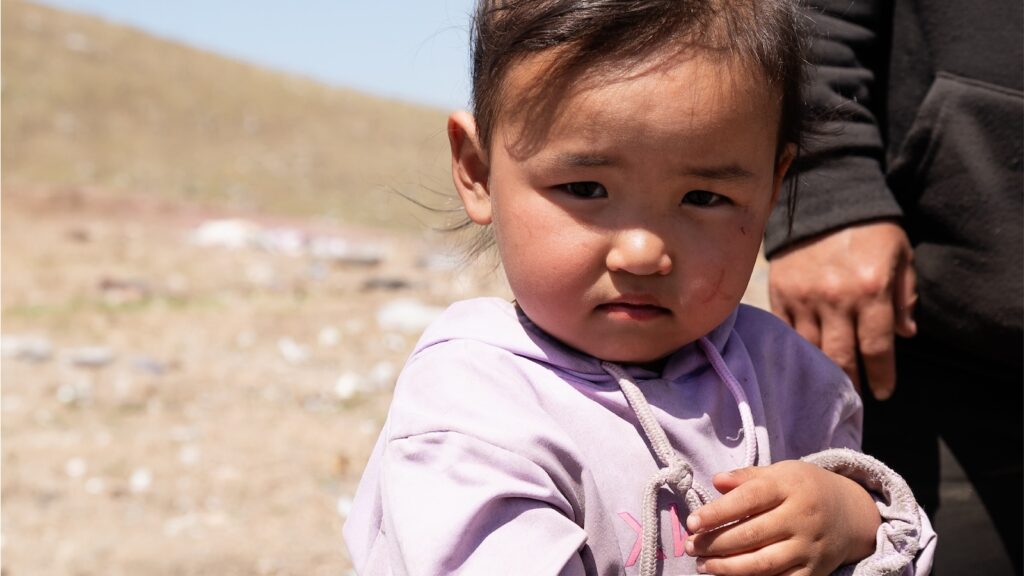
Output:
[765, 0, 1023, 367]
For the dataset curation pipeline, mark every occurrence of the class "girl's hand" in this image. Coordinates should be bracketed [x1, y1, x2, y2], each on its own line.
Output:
[684, 460, 881, 576]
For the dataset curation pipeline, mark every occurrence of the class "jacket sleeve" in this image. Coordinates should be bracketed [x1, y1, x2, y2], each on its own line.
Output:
[764, 0, 902, 257]
[376, 430, 587, 576]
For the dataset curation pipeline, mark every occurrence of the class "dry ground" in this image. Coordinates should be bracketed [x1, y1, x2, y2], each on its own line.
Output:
[1, 188, 769, 575]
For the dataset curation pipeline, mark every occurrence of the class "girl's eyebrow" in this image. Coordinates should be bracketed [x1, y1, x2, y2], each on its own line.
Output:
[684, 164, 754, 180]
[544, 152, 754, 180]
[551, 152, 614, 167]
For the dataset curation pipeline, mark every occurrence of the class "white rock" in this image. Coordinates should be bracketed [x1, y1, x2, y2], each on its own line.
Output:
[56, 379, 93, 405]
[131, 356, 167, 376]
[333, 372, 362, 401]
[376, 299, 444, 334]
[178, 445, 201, 467]
[1, 335, 53, 362]
[130, 468, 152, 493]
[256, 227, 306, 256]
[309, 237, 386, 266]
[318, 326, 340, 348]
[62, 347, 115, 368]
[277, 338, 309, 365]
[190, 219, 257, 250]
[337, 495, 354, 518]
[65, 458, 87, 478]
[417, 251, 462, 271]
[84, 477, 106, 495]
[369, 361, 397, 389]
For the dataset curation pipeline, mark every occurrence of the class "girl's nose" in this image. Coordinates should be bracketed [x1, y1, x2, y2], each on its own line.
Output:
[606, 229, 673, 276]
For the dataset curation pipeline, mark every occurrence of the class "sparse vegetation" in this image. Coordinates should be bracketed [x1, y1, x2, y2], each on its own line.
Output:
[2, 0, 456, 230]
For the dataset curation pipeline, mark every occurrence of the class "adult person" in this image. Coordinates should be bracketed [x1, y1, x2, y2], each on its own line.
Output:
[764, 0, 1022, 572]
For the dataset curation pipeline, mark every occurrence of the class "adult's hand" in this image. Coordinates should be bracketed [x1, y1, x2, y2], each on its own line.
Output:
[768, 221, 917, 400]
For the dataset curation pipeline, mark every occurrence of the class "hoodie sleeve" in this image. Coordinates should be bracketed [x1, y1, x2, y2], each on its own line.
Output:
[803, 449, 937, 576]
[764, 0, 901, 257]
[378, 430, 587, 575]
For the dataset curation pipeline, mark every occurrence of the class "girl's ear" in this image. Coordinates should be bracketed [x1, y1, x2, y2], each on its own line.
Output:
[448, 111, 492, 225]
[769, 143, 797, 207]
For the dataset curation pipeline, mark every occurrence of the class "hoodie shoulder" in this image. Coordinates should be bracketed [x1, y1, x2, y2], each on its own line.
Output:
[732, 304, 862, 454]
[386, 299, 568, 447]
[733, 305, 839, 370]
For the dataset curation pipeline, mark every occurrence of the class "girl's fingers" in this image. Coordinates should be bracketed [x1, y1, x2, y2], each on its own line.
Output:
[694, 539, 804, 576]
[686, 510, 788, 558]
[687, 470, 782, 533]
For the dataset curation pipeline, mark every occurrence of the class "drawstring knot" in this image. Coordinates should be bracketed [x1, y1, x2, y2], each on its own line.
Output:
[601, 336, 758, 576]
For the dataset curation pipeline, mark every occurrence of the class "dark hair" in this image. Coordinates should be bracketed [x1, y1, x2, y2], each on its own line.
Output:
[457, 0, 809, 255]
[471, 0, 808, 153]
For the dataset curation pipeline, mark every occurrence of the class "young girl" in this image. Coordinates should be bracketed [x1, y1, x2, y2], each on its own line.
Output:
[345, 1, 936, 574]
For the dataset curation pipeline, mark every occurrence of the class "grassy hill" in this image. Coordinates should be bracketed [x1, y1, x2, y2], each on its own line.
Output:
[1, 0, 458, 230]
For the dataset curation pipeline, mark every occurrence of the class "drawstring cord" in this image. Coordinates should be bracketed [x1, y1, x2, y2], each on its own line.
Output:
[601, 336, 758, 576]
[697, 338, 758, 469]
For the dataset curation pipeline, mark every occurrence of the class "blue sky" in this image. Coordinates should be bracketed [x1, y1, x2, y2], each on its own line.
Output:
[35, 0, 478, 110]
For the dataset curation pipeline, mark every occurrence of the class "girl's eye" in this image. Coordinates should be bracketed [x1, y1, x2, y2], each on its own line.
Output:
[561, 182, 608, 199]
[681, 189, 728, 207]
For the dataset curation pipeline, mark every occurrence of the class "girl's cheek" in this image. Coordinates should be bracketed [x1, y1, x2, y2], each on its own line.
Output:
[697, 268, 727, 304]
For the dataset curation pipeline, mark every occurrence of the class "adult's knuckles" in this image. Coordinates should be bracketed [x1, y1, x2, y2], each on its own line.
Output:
[853, 266, 894, 299]
[859, 337, 893, 359]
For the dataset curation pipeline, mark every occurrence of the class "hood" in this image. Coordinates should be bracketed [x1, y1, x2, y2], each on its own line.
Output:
[411, 297, 739, 385]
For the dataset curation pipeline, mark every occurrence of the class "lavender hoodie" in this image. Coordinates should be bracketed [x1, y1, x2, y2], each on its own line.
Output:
[345, 298, 936, 575]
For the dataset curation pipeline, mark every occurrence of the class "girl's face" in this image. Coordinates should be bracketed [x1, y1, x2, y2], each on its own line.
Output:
[450, 50, 793, 363]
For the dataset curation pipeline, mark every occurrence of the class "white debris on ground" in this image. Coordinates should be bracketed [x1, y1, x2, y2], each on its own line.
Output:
[277, 337, 310, 365]
[61, 347, 115, 368]
[190, 219, 258, 250]
[309, 236, 387, 266]
[190, 218, 389, 266]
[336, 495, 354, 518]
[129, 468, 153, 494]
[3, 197, 518, 575]
[332, 360, 397, 401]
[1, 335, 54, 362]
[65, 458, 87, 479]
[376, 298, 444, 334]
[317, 326, 340, 348]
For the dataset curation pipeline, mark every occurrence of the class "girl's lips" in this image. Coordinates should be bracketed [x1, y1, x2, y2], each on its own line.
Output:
[597, 302, 671, 321]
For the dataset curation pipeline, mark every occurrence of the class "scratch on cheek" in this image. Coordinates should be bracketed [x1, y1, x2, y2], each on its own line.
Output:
[740, 225, 747, 236]
[700, 268, 726, 304]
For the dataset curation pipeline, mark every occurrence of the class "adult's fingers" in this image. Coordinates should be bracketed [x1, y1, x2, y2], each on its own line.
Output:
[791, 310, 822, 348]
[893, 250, 918, 338]
[768, 282, 797, 327]
[818, 309, 860, 392]
[857, 300, 897, 400]
[767, 278, 821, 347]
